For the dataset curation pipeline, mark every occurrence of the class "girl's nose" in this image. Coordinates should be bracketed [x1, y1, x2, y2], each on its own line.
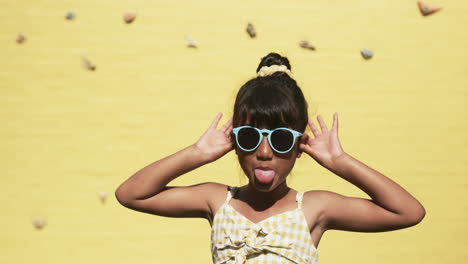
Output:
[256, 135, 273, 160]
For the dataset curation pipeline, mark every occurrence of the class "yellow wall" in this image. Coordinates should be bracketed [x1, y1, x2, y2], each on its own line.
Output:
[1, 0, 467, 263]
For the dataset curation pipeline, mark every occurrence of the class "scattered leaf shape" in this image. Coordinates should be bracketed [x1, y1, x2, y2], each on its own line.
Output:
[98, 191, 108, 204]
[360, 48, 374, 60]
[65, 11, 76, 20]
[32, 217, 47, 230]
[246, 23, 256, 38]
[185, 35, 198, 48]
[81, 57, 96, 71]
[16, 33, 26, 44]
[123, 12, 137, 24]
[417, 1, 442, 16]
[299, 40, 316, 50]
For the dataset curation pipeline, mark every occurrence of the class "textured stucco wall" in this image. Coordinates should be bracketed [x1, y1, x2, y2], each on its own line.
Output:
[1, 0, 467, 263]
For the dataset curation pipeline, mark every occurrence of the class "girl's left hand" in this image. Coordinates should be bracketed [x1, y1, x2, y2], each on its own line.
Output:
[299, 113, 345, 170]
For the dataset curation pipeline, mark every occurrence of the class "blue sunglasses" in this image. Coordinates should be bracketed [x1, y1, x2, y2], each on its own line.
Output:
[232, 126, 302, 153]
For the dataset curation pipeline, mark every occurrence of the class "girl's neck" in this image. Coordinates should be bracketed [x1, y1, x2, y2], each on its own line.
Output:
[239, 182, 291, 211]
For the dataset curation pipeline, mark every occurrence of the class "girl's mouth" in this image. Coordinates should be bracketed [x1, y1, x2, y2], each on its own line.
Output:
[254, 167, 275, 183]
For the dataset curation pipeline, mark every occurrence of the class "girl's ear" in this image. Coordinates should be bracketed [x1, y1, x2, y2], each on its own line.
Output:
[296, 134, 307, 158]
[231, 134, 238, 155]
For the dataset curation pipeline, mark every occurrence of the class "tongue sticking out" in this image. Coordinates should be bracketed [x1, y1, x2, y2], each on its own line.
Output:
[254, 169, 275, 183]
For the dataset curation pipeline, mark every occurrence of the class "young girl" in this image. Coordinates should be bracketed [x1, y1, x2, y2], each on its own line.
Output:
[115, 53, 426, 264]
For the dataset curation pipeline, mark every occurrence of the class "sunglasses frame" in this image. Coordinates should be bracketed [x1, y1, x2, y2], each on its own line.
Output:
[232, 126, 302, 154]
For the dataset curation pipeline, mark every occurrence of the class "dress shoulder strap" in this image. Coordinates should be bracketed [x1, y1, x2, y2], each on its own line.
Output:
[295, 191, 304, 209]
[225, 186, 239, 204]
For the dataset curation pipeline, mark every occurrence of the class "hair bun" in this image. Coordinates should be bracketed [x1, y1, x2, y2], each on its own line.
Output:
[256, 52, 292, 74]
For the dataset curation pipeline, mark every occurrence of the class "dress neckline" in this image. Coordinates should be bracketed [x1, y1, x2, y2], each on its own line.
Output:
[225, 202, 301, 225]
[224, 186, 302, 224]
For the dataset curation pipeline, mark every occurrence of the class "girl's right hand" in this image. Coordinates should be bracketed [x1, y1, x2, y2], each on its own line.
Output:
[194, 112, 234, 163]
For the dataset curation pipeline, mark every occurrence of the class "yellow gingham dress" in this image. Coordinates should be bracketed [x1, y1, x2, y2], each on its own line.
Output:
[211, 187, 319, 264]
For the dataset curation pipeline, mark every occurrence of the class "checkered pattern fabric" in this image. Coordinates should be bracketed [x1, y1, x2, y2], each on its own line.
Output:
[211, 187, 319, 264]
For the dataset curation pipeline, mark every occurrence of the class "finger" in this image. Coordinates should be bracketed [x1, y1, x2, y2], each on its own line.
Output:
[222, 141, 235, 152]
[209, 112, 223, 130]
[308, 119, 320, 137]
[220, 118, 233, 133]
[332, 112, 338, 132]
[317, 115, 328, 133]
[300, 133, 310, 145]
[224, 123, 233, 136]
[299, 143, 314, 156]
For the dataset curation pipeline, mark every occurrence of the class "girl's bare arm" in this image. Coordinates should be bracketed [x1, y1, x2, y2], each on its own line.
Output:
[317, 153, 425, 232]
[301, 113, 425, 232]
[115, 113, 233, 219]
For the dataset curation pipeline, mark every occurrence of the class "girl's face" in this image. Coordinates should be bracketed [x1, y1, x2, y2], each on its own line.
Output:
[235, 127, 302, 192]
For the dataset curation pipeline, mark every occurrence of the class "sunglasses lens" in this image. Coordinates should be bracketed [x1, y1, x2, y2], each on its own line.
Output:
[271, 129, 294, 152]
[237, 127, 260, 150]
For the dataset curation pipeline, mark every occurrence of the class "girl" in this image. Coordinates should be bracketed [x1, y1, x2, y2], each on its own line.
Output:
[115, 53, 426, 264]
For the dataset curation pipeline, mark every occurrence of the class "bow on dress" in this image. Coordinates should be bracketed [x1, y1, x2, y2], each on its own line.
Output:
[214, 225, 293, 264]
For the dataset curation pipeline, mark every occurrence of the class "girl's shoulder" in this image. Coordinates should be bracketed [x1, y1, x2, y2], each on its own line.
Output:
[303, 190, 340, 209]
[302, 189, 336, 206]
[200, 182, 230, 201]
[302, 189, 347, 211]
[301, 190, 334, 228]
[202, 182, 232, 221]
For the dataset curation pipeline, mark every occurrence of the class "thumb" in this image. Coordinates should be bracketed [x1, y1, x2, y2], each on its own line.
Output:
[300, 134, 310, 145]
[298, 134, 309, 153]
[299, 143, 318, 159]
